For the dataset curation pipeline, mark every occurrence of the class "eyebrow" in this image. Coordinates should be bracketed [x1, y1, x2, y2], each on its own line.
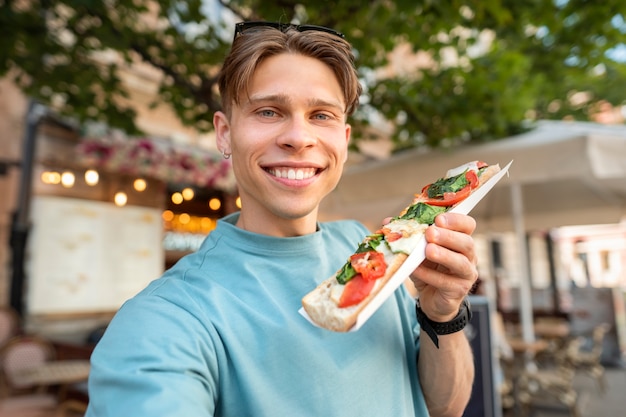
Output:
[246, 93, 345, 113]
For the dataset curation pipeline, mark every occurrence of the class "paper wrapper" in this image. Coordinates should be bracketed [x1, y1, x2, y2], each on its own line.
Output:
[299, 160, 513, 332]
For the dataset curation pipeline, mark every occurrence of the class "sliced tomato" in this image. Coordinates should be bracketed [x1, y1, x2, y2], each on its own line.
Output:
[381, 229, 403, 242]
[416, 168, 480, 206]
[465, 169, 479, 189]
[422, 184, 472, 206]
[417, 169, 480, 207]
[338, 274, 377, 308]
[350, 251, 387, 281]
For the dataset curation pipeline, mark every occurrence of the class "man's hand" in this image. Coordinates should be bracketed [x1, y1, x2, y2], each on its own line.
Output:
[409, 212, 478, 322]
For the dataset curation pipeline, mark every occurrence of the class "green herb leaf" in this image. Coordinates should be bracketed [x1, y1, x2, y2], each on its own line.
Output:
[337, 233, 385, 285]
[397, 202, 447, 224]
[336, 261, 357, 284]
[427, 171, 469, 198]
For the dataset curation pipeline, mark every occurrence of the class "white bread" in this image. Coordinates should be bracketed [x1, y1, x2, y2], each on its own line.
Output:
[302, 253, 407, 332]
[477, 164, 500, 186]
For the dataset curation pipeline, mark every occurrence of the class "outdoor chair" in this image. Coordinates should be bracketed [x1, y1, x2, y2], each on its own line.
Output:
[0, 334, 56, 397]
[565, 322, 611, 392]
[0, 392, 58, 416]
[516, 337, 583, 417]
[0, 333, 91, 416]
[0, 334, 59, 416]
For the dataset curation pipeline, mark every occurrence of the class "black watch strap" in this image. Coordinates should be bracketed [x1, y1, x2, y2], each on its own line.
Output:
[415, 298, 472, 348]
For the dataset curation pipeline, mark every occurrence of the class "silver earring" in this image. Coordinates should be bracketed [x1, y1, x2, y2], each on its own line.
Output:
[222, 151, 231, 160]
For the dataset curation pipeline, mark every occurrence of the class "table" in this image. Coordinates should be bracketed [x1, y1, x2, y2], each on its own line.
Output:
[507, 338, 550, 355]
[12, 360, 90, 388]
[534, 320, 570, 340]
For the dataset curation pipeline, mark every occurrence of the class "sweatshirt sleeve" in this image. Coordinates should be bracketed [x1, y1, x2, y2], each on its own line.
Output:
[85, 291, 219, 417]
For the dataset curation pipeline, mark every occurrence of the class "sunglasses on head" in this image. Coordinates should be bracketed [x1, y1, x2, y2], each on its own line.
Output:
[233, 21, 345, 42]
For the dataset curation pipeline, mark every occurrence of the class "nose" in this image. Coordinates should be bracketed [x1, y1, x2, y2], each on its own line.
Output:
[276, 115, 317, 152]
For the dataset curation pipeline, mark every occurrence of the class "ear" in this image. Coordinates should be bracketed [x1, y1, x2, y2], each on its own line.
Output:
[213, 111, 232, 155]
[343, 123, 352, 163]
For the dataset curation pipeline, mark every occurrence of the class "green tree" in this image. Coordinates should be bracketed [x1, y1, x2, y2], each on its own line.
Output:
[1, 0, 625, 151]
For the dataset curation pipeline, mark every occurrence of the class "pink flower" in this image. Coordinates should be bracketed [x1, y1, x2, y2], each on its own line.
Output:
[76, 136, 235, 191]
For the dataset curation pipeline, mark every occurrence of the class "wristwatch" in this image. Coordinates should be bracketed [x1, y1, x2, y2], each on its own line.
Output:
[415, 298, 472, 348]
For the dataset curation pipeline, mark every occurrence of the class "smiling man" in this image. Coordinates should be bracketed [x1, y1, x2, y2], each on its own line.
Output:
[214, 52, 350, 236]
[86, 22, 476, 417]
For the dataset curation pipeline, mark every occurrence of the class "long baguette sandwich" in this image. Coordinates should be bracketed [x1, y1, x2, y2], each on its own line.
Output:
[302, 160, 501, 332]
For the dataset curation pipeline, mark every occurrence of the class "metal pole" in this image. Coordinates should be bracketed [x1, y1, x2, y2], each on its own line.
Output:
[510, 182, 536, 344]
[510, 182, 538, 372]
[9, 100, 46, 316]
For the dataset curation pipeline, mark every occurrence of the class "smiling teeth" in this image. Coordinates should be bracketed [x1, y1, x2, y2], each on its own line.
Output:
[269, 168, 316, 180]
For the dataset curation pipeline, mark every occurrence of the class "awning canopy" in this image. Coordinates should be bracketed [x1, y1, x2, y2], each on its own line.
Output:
[320, 120, 626, 232]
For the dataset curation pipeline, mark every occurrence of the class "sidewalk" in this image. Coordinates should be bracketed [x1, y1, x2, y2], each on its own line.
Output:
[504, 365, 626, 416]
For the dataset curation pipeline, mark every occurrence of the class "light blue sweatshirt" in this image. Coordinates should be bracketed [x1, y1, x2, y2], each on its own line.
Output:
[86, 213, 427, 416]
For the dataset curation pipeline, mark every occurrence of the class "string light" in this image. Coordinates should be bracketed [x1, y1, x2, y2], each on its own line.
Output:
[84, 169, 99, 186]
[208, 197, 221, 211]
[38, 169, 235, 225]
[41, 171, 61, 184]
[133, 178, 147, 192]
[200, 217, 214, 230]
[60, 171, 75, 188]
[171, 192, 183, 204]
[114, 191, 128, 207]
[162, 210, 175, 222]
[178, 213, 191, 225]
[182, 187, 195, 200]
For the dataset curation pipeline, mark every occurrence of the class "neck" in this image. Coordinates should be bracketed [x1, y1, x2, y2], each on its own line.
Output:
[235, 209, 319, 237]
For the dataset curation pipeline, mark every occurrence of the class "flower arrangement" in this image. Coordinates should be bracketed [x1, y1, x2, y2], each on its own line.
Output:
[76, 135, 236, 191]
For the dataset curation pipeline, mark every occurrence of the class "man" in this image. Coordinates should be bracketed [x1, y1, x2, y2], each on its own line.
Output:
[86, 21, 476, 417]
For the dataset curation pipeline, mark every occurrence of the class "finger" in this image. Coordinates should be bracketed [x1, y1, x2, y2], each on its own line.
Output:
[423, 243, 477, 285]
[435, 213, 476, 234]
[424, 226, 476, 263]
[381, 216, 393, 226]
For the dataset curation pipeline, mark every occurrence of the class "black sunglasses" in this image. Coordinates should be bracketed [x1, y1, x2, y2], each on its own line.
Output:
[233, 21, 345, 42]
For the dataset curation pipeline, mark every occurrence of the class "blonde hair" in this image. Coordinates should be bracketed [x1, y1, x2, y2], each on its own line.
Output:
[218, 26, 361, 117]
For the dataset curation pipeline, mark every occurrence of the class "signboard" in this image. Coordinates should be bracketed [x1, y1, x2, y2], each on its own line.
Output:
[26, 195, 164, 315]
[463, 295, 502, 417]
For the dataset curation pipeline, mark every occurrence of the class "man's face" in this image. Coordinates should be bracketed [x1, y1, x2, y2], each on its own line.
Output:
[215, 53, 351, 235]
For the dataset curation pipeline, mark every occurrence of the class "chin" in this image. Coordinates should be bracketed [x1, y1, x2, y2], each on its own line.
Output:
[273, 202, 319, 221]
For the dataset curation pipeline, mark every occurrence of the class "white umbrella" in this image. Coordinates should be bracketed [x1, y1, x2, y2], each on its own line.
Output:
[322, 120, 626, 231]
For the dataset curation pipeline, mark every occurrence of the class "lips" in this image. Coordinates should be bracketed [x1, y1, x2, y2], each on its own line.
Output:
[266, 167, 318, 180]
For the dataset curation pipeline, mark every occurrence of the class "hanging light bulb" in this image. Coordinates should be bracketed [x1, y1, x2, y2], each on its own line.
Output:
[41, 171, 61, 185]
[178, 213, 191, 225]
[84, 169, 99, 186]
[133, 178, 147, 192]
[208, 197, 221, 211]
[200, 217, 214, 233]
[182, 187, 195, 200]
[171, 192, 183, 204]
[162, 210, 175, 222]
[61, 171, 75, 188]
[114, 191, 128, 207]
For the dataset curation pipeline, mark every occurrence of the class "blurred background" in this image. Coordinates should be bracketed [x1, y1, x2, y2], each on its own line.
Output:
[1, 1, 625, 416]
